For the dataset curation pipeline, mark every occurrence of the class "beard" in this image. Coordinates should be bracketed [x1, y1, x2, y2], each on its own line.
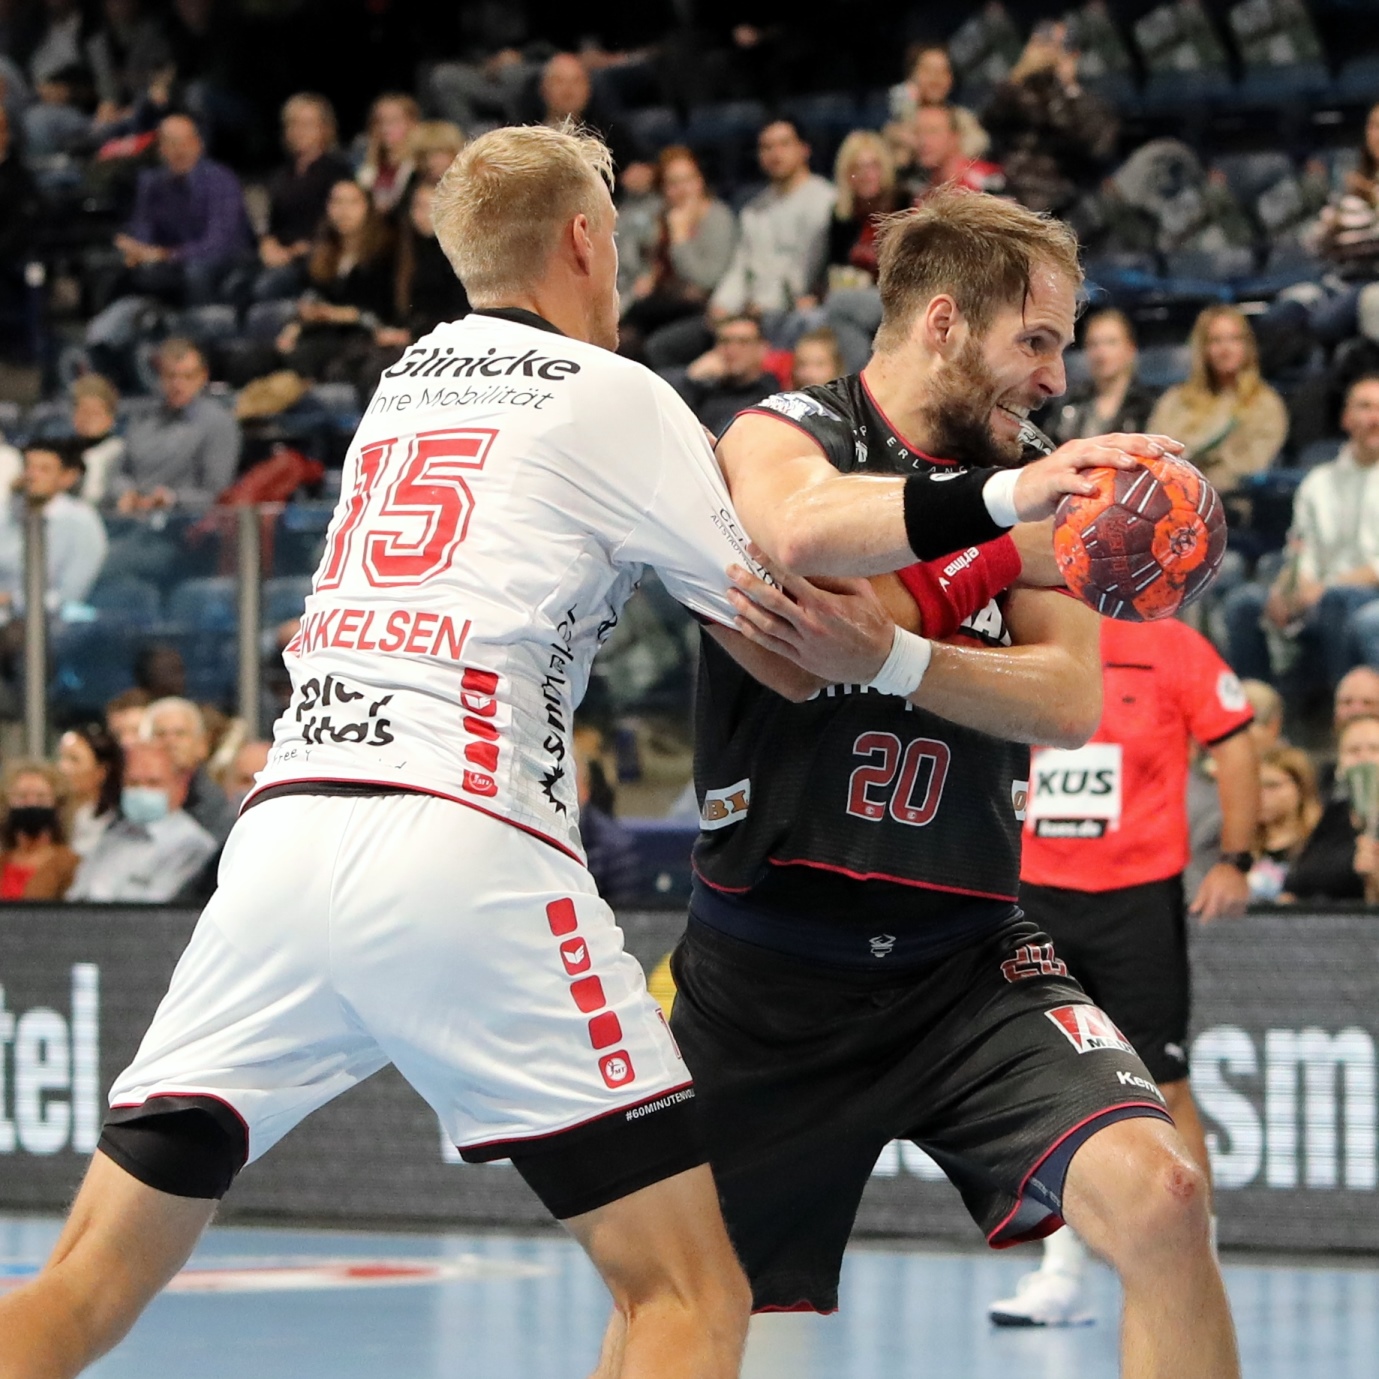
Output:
[919, 336, 1023, 467]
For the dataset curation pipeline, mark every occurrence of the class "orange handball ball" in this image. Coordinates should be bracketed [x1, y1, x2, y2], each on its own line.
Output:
[1053, 454, 1226, 621]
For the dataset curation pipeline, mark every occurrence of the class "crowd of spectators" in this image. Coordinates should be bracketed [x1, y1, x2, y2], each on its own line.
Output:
[0, 681, 267, 903]
[0, 1, 1378, 909]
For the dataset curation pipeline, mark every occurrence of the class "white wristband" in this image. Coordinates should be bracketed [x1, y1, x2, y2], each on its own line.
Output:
[982, 468, 1021, 528]
[867, 625, 933, 698]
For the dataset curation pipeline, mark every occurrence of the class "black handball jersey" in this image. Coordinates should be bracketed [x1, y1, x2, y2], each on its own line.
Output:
[692, 376, 1031, 926]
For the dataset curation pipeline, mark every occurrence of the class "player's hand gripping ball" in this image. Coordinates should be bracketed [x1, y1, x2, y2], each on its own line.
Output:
[1053, 452, 1226, 621]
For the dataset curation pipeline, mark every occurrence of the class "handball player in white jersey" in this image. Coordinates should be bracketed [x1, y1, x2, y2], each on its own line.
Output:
[0, 125, 1138, 1379]
[0, 123, 761, 1379]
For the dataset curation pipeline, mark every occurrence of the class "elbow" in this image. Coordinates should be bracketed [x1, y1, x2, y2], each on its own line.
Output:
[1045, 683, 1102, 749]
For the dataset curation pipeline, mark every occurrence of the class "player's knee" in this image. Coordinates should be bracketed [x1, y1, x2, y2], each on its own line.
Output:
[1109, 1147, 1210, 1270]
[610, 1247, 751, 1342]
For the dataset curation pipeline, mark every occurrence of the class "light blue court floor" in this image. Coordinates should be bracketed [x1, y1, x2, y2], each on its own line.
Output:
[2, 1215, 1376, 1378]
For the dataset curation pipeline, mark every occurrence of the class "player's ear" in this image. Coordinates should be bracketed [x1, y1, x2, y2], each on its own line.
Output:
[569, 213, 595, 277]
[922, 293, 961, 354]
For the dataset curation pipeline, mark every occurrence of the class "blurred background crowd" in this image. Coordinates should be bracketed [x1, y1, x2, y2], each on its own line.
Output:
[3, 0, 1379, 908]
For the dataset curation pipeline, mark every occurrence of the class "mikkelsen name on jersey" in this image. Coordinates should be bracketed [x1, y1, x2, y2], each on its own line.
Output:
[383, 346, 582, 383]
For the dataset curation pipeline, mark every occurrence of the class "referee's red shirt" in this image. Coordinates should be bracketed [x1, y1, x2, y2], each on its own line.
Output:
[1020, 618, 1253, 893]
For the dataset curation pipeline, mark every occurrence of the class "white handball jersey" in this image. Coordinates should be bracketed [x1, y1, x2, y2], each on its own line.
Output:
[253, 309, 754, 856]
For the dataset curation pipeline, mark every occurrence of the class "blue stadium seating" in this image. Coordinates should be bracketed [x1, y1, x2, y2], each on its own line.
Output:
[263, 575, 313, 628]
[85, 575, 160, 627]
[166, 576, 238, 633]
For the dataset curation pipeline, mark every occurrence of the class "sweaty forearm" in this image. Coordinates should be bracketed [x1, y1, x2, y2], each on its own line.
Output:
[765, 469, 1007, 577]
[907, 640, 1101, 747]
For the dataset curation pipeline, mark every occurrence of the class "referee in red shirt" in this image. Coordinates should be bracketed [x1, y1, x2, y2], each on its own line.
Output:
[990, 615, 1259, 1327]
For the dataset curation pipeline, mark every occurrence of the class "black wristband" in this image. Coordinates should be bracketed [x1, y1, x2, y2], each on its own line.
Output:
[1220, 851, 1254, 874]
[902, 467, 1008, 562]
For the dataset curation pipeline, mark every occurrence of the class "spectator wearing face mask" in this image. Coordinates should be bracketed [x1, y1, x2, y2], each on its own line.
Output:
[143, 695, 235, 842]
[56, 722, 124, 857]
[67, 739, 216, 902]
[0, 761, 80, 901]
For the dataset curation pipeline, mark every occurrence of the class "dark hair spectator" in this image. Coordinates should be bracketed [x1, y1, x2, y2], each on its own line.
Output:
[101, 113, 253, 308]
[621, 146, 737, 362]
[0, 760, 79, 900]
[887, 43, 989, 160]
[390, 180, 468, 343]
[252, 92, 353, 302]
[981, 20, 1116, 220]
[1250, 746, 1322, 903]
[357, 91, 420, 215]
[112, 338, 240, 511]
[1147, 306, 1287, 495]
[665, 313, 776, 437]
[1284, 714, 1379, 902]
[57, 722, 124, 856]
[106, 686, 152, 745]
[0, 436, 107, 614]
[272, 179, 398, 391]
[1046, 308, 1157, 445]
[69, 374, 124, 504]
[791, 328, 844, 388]
[17, 0, 95, 158]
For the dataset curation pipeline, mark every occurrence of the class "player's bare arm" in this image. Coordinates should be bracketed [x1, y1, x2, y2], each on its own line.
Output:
[1191, 729, 1260, 921]
[715, 412, 1175, 578]
[725, 562, 1100, 746]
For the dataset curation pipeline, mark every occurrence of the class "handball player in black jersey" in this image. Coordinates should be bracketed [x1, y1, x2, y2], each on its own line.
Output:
[667, 189, 1240, 1379]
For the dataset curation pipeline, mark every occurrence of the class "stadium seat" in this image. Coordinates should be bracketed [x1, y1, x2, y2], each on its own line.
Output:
[1140, 69, 1236, 114]
[1136, 343, 1193, 390]
[170, 304, 240, 344]
[1295, 437, 1342, 469]
[623, 819, 698, 906]
[1334, 54, 1379, 104]
[85, 575, 161, 627]
[166, 576, 239, 633]
[50, 623, 143, 717]
[271, 503, 333, 577]
[627, 106, 682, 158]
[1234, 62, 1332, 107]
[263, 574, 313, 628]
[245, 299, 298, 343]
[1163, 245, 1256, 283]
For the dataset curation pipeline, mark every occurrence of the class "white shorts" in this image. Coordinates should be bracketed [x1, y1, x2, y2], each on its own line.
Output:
[110, 792, 691, 1171]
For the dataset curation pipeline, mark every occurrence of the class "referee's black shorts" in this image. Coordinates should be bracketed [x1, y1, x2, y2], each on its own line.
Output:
[1018, 875, 1190, 1085]
[670, 912, 1172, 1314]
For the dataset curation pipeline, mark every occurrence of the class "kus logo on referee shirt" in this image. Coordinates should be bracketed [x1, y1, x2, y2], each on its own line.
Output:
[1046, 1004, 1136, 1056]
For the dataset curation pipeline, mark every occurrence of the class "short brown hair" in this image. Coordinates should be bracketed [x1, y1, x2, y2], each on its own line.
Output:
[433, 121, 613, 302]
[873, 186, 1082, 350]
[1084, 306, 1136, 345]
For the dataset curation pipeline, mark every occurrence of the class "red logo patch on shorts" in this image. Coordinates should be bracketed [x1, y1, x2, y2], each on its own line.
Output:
[559, 937, 591, 975]
[599, 1051, 635, 1087]
[1046, 1004, 1136, 1055]
[1001, 942, 1069, 983]
[569, 975, 606, 1013]
[588, 1012, 623, 1049]
[546, 898, 577, 936]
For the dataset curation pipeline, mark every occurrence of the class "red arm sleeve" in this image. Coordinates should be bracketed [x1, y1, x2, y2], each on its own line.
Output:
[895, 534, 1023, 640]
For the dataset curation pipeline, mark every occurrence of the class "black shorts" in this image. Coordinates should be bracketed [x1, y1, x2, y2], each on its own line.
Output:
[670, 914, 1172, 1313]
[1018, 876, 1190, 1084]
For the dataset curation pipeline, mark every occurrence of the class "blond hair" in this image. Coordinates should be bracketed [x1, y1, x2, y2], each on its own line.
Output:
[433, 121, 614, 302]
[833, 130, 895, 220]
[408, 120, 465, 166]
[873, 186, 1082, 350]
[71, 372, 118, 414]
[1179, 304, 1265, 418]
[1256, 745, 1322, 856]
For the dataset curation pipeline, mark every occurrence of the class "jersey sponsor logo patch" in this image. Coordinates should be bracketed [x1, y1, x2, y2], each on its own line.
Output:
[1001, 942, 1068, 983]
[700, 778, 751, 830]
[1028, 743, 1123, 833]
[1046, 1004, 1136, 1055]
[756, 391, 841, 422]
[599, 1051, 636, 1088]
[1217, 669, 1247, 713]
[1012, 779, 1029, 821]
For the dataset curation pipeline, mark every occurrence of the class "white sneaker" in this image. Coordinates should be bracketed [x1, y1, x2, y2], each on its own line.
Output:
[988, 1269, 1094, 1327]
